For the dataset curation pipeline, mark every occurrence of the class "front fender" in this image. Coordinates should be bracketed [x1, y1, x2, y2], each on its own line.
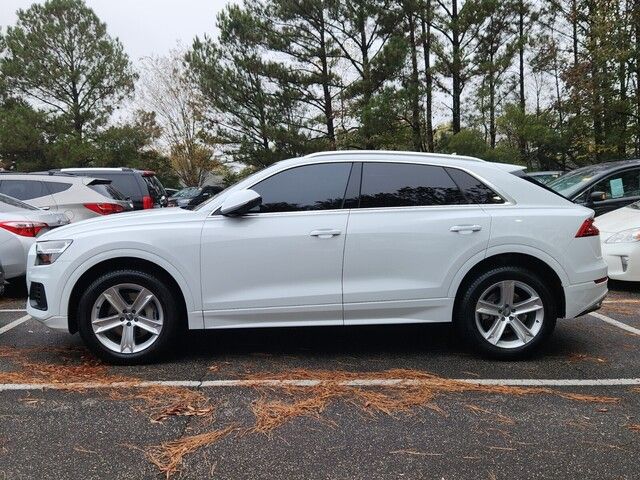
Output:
[57, 246, 202, 329]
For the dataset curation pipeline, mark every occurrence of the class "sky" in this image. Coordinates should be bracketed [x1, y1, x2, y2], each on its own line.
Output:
[0, 0, 231, 62]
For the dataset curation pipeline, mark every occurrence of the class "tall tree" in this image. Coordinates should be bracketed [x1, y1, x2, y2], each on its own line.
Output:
[187, 3, 309, 168]
[326, 0, 406, 148]
[266, 0, 342, 149]
[432, 0, 492, 133]
[474, 0, 518, 148]
[1, 0, 135, 140]
[137, 51, 218, 186]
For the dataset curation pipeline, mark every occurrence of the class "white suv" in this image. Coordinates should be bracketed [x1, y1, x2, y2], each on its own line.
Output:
[0, 173, 133, 222]
[26, 151, 608, 363]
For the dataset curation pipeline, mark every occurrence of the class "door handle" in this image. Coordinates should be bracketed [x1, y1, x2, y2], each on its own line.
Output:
[309, 229, 342, 238]
[450, 224, 482, 234]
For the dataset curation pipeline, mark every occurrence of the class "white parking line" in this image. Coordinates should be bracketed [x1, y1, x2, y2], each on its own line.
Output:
[0, 309, 27, 313]
[0, 314, 30, 335]
[589, 311, 640, 336]
[1, 377, 639, 392]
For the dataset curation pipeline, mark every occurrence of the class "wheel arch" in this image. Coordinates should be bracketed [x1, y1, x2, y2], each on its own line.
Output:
[67, 257, 192, 334]
[452, 252, 566, 320]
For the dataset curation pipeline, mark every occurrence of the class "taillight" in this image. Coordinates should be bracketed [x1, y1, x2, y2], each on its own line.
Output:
[142, 195, 154, 209]
[575, 217, 599, 237]
[83, 203, 125, 215]
[0, 221, 48, 237]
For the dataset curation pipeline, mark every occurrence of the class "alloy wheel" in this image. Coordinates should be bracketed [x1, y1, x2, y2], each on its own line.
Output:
[474, 280, 544, 349]
[90, 283, 164, 354]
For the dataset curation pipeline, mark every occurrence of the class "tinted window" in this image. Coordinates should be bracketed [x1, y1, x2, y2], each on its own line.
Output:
[0, 193, 39, 212]
[89, 183, 127, 200]
[44, 181, 72, 194]
[359, 163, 466, 208]
[142, 176, 165, 202]
[86, 174, 141, 199]
[251, 163, 352, 213]
[0, 180, 48, 200]
[592, 169, 640, 200]
[446, 168, 505, 204]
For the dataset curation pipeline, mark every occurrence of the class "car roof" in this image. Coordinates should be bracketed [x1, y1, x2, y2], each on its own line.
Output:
[274, 150, 524, 173]
[0, 172, 99, 183]
[569, 159, 640, 175]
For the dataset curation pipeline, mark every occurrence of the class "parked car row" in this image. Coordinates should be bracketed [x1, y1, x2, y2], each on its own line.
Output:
[0, 168, 173, 292]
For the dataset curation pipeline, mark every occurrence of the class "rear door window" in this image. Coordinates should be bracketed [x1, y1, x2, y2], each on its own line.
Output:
[0, 179, 48, 200]
[44, 181, 72, 195]
[445, 168, 505, 204]
[359, 162, 467, 208]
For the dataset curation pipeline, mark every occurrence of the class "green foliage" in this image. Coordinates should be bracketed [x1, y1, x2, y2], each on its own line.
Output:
[1, 0, 136, 139]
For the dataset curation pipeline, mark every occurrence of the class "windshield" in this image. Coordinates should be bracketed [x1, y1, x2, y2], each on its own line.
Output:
[0, 193, 39, 212]
[547, 167, 601, 198]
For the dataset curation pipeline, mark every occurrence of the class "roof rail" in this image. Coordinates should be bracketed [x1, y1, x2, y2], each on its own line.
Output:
[304, 150, 486, 162]
[59, 167, 134, 172]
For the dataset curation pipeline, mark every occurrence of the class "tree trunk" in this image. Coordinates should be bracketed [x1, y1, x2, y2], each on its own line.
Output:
[357, 5, 373, 149]
[408, 7, 423, 151]
[451, 0, 461, 133]
[420, 1, 434, 151]
[517, 0, 527, 158]
[318, 11, 336, 149]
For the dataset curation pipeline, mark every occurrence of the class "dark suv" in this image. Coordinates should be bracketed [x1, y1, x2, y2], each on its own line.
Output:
[58, 168, 168, 210]
[547, 159, 640, 216]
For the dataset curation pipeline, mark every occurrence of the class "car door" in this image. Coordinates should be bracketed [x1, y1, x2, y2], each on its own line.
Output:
[0, 179, 56, 210]
[342, 162, 493, 325]
[200, 162, 354, 329]
[584, 168, 640, 215]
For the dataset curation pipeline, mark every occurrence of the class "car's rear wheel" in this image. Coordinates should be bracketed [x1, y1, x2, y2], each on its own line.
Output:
[456, 266, 557, 359]
[77, 269, 180, 364]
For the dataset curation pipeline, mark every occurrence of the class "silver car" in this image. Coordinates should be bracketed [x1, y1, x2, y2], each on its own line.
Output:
[0, 173, 133, 222]
[0, 193, 69, 280]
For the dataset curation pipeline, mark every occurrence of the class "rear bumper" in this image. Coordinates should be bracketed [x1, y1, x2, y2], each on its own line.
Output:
[563, 279, 608, 319]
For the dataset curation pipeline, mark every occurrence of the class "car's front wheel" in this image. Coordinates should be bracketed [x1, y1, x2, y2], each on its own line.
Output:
[77, 269, 180, 364]
[457, 266, 557, 359]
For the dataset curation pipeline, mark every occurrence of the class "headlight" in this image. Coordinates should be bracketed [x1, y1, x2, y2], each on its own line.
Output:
[605, 228, 640, 244]
[35, 240, 73, 265]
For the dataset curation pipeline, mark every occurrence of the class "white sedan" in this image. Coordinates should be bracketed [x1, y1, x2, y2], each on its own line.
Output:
[26, 151, 608, 364]
[0, 193, 69, 280]
[596, 201, 640, 281]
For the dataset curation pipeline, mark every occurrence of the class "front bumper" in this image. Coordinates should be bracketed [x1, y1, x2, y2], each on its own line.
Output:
[601, 241, 640, 282]
[25, 246, 71, 331]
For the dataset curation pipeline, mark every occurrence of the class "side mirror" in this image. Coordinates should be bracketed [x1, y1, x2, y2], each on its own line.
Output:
[590, 191, 607, 202]
[220, 189, 262, 216]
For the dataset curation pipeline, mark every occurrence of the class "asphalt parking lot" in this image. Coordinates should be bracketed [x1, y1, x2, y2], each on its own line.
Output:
[0, 282, 639, 480]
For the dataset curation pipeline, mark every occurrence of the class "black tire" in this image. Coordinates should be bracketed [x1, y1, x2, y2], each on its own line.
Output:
[455, 266, 557, 360]
[77, 269, 181, 365]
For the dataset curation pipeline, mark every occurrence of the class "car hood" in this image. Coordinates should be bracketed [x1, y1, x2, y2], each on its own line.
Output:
[595, 206, 640, 233]
[39, 207, 196, 240]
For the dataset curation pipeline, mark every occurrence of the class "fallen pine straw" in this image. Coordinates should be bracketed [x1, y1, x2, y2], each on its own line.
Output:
[242, 368, 619, 436]
[0, 346, 214, 423]
[146, 425, 237, 479]
[108, 386, 214, 422]
[629, 424, 640, 433]
[567, 353, 607, 364]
